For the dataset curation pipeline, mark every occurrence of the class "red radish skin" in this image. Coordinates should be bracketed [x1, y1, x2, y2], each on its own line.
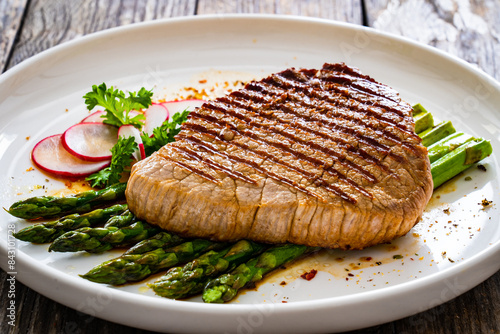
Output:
[81, 110, 106, 123]
[161, 99, 205, 117]
[118, 125, 146, 160]
[31, 134, 110, 178]
[62, 122, 118, 161]
[142, 103, 169, 136]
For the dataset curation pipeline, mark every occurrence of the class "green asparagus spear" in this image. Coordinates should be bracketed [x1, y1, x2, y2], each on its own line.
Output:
[150, 240, 268, 299]
[49, 219, 160, 253]
[203, 244, 317, 303]
[12, 204, 128, 243]
[7, 183, 127, 220]
[412, 103, 429, 116]
[427, 132, 475, 163]
[80, 239, 228, 285]
[124, 231, 185, 255]
[414, 110, 434, 134]
[419, 121, 456, 147]
[101, 210, 135, 228]
[431, 138, 492, 188]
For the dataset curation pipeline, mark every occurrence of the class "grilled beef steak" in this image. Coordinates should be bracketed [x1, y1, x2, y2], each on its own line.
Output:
[126, 63, 433, 249]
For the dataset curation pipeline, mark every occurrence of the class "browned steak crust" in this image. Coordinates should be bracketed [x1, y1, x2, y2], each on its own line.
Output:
[126, 63, 433, 249]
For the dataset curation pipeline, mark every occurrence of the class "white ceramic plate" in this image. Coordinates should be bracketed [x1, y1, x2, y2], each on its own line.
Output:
[0, 15, 499, 333]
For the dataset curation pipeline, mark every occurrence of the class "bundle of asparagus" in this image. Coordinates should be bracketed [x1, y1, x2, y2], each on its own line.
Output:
[6, 105, 493, 303]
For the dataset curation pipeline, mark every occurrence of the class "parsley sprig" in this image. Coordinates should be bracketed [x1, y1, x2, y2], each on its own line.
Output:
[83, 83, 152, 128]
[141, 109, 190, 157]
[86, 137, 138, 188]
[83, 83, 191, 188]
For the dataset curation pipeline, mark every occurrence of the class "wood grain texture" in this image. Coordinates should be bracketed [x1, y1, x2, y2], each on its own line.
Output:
[364, 0, 500, 80]
[0, 0, 29, 72]
[347, 272, 500, 334]
[6, 0, 197, 70]
[1, 0, 499, 333]
[197, 0, 364, 23]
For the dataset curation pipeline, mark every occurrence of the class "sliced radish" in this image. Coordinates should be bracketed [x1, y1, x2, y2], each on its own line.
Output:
[161, 99, 205, 118]
[142, 103, 169, 136]
[118, 125, 146, 160]
[81, 110, 142, 124]
[81, 110, 106, 123]
[62, 122, 118, 161]
[32, 134, 110, 178]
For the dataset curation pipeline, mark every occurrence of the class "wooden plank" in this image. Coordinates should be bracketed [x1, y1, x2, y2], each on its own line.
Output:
[6, 0, 197, 70]
[197, 0, 364, 23]
[348, 272, 500, 334]
[0, 0, 29, 73]
[364, 0, 500, 80]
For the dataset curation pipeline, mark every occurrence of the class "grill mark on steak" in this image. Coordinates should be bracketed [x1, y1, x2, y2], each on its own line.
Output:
[224, 91, 406, 167]
[176, 132, 273, 174]
[322, 82, 414, 128]
[181, 119, 358, 203]
[192, 118, 366, 203]
[163, 148, 219, 184]
[228, 90, 403, 170]
[271, 68, 417, 132]
[165, 64, 419, 204]
[171, 140, 258, 185]
[288, 88, 420, 145]
[178, 123, 329, 201]
[264, 79, 408, 153]
[318, 83, 421, 154]
[243, 83, 409, 144]
[244, 84, 415, 169]
[280, 69, 422, 155]
[317, 71, 401, 103]
[178, 127, 318, 181]
[201, 100, 378, 182]
[195, 101, 378, 189]
[285, 67, 414, 121]
[247, 80, 418, 141]
[261, 75, 412, 160]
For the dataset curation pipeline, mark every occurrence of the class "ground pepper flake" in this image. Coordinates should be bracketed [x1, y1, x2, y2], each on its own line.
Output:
[480, 198, 493, 208]
[477, 164, 487, 172]
[300, 269, 317, 281]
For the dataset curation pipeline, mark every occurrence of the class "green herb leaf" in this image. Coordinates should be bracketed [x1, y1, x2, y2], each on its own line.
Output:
[86, 137, 138, 188]
[141, 109, 190, 157]
[83, 83, 152, 128]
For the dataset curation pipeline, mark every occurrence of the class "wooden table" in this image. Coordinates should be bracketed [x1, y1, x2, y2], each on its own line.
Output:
[1, 1, 499, 333]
